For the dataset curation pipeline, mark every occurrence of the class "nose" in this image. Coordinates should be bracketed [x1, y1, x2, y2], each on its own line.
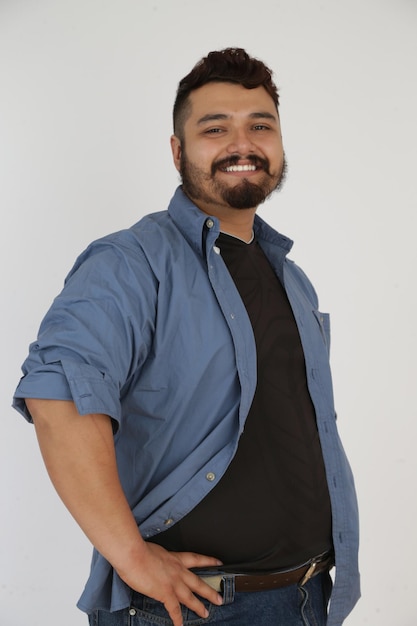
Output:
[226, 127, 255, 155]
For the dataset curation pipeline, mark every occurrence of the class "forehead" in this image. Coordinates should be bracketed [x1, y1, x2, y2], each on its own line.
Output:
[186, 82, 278, 124]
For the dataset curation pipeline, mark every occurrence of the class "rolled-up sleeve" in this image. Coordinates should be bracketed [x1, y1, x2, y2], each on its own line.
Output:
[13, 361, 122, 424]
[13, 238, 157, 425]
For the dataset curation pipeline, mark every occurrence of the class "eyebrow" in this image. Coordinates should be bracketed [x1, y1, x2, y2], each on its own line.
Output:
[196, 111, 278, 125]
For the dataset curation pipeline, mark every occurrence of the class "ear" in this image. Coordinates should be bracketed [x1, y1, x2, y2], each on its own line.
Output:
[170, 135, 182, 172]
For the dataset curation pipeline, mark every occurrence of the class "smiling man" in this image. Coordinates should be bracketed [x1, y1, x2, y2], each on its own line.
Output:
[13, 48, 360, 626]
[172, 81, 287, 223]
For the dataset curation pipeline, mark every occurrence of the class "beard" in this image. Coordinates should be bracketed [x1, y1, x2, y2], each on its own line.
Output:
[180, 151, 288, 211]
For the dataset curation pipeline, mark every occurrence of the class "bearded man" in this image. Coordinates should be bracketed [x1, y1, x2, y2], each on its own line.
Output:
[13, 48, 360, 626]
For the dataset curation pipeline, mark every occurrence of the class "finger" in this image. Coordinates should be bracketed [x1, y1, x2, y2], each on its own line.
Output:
[173, 584, 212, 621]
[175, 568, 222, 608]
[164, 597, 186, 626]
[174, 552, 224, 606]
[176, 551, 223, 569]
[189, 573, 223, 606]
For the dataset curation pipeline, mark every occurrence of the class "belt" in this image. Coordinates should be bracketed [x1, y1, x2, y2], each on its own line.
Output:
[200, 552, 334, 593]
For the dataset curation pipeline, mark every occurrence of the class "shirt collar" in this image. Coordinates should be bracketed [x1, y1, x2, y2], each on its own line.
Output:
[167, 185, 293, 257]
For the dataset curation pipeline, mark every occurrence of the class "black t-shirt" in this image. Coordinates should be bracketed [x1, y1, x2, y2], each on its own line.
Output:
[152, 232, 332, 570]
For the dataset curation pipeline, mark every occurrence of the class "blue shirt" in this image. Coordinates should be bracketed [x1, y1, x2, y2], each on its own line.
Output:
[13, 187, 360, 625]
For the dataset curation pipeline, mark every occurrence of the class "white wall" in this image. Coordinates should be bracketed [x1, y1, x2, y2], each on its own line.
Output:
[1, 1, 416, 624]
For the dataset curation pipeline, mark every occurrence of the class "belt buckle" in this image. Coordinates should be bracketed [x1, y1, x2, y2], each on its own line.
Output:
[299, 560, 318, 587]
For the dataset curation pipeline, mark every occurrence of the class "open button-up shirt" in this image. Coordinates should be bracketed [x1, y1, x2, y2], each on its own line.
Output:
[13, 187, 360, 625]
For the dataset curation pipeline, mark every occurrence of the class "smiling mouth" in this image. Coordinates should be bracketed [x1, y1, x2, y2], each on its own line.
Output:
[212, 155, 270, 176]
[222, 164, 258, 173]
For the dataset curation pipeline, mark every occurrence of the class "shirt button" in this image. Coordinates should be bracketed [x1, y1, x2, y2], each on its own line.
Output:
[206, 472, 216, 481]
[164, 518, 174, 526]
[206, 218, 214, 229]
[213, 246, 220, 254]
[129, 608, 137, 616]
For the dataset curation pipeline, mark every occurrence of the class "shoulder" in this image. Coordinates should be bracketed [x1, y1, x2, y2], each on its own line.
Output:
[66, 211, 179, 283]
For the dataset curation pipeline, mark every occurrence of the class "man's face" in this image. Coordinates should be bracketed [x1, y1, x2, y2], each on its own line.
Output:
[171, 82, 286, 215]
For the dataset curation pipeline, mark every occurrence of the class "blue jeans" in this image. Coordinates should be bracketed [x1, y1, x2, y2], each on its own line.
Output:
[88, 572, 332, 625]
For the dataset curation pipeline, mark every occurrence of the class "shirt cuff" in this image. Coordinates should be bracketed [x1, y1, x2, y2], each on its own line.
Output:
[13, 360, 121, 425]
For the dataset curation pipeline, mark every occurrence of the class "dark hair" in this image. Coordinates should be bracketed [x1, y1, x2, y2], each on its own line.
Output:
[173, 47, 279, 139]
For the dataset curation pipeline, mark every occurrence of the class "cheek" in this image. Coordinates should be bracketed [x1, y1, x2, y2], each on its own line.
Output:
[191, 151, 217, 174]
[267, 137, 284, 154]
[268, 145, 285, 169]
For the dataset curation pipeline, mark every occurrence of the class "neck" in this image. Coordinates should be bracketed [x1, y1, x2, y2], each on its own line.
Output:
[217, 215, 255, 243]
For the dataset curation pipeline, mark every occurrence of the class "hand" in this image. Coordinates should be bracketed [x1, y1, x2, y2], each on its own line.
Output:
[117, 541, 224, 626]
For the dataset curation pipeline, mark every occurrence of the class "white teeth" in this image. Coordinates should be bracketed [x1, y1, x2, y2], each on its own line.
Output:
[224, 164, 257, 172]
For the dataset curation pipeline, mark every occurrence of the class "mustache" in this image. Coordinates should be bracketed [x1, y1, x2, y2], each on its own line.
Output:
[211, 154, 271, 176]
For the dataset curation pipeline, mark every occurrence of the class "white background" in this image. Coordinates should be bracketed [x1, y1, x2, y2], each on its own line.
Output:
[1, 1, 416, 624]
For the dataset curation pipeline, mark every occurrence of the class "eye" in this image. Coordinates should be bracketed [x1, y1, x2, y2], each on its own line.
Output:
[204, 127, 224, 134]
[253, 124, 270, 131]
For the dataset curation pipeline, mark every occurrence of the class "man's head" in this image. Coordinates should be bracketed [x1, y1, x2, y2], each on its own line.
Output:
[173, 48, 280, 143]
[171, 48, 286, 216]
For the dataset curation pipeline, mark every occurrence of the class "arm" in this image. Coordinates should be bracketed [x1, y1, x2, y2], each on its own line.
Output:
[26, 398, 223, 626]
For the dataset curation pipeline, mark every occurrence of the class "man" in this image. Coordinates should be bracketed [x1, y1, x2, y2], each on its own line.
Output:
[13, 48, 360, 625]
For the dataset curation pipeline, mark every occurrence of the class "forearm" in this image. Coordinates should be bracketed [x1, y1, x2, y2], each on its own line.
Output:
[25, 398, 146, 576]
[26, 397, 223, 625]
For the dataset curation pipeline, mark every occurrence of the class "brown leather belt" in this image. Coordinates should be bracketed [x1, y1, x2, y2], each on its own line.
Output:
[200, 552, 334, 593]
